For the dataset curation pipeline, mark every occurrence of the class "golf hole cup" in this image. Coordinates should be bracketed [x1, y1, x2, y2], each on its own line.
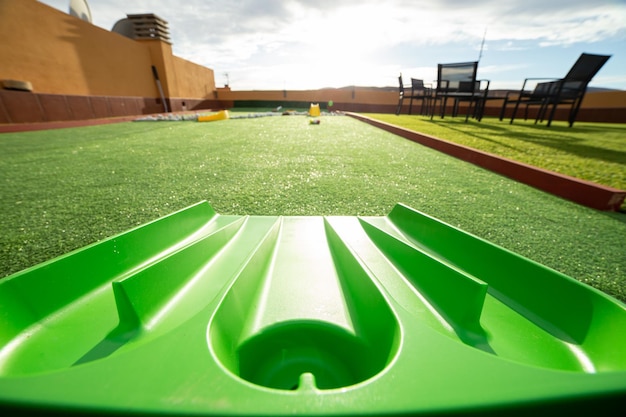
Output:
[309, 103, 321, 117]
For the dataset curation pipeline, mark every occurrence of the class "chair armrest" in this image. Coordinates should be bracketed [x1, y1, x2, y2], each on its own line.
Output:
[520, 77, 560, 91]
[504, 77, 560, 100]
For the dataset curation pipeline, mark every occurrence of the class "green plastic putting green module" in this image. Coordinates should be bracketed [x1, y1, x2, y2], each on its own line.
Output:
[1, 201, 625, 415]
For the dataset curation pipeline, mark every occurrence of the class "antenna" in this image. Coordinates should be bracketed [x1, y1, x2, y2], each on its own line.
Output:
[478, 27, 487, 62]
[69, 0, 93, 23]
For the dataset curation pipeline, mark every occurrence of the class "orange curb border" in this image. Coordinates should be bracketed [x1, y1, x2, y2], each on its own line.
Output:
[346, 112, 626, 212]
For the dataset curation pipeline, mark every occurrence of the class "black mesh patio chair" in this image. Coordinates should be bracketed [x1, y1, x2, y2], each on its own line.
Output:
[498, 80, 556, 124]
[499, 53, 611, 127]
[430, 61, 490, 122]
[396, 74, 432, 115]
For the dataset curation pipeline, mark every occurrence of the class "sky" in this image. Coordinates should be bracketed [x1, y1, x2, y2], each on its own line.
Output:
[39, 0, 626, 91]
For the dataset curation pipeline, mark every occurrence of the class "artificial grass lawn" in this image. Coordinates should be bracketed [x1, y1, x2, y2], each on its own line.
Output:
[1, 114, 625, 303]
[365, 114, 626, 193]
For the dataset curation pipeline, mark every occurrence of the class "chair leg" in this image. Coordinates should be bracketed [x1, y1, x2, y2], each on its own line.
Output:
[538, 99, 551, 125]
[510, 100, 522, 124]
[541, 101, 558, 127]
[408, 98, 413, 115]
[430, 97, 439, 120]
[423, 97, 431, 116]
[395, 97, 403, 115]
[452, 99, 459, 117]
[499, 98, 509, 121]
[567, 98, 583, 127]
[465, 99, 473, 122]
[476, 98, 486, 122]
[523, 104, 528, 121]
[419, 99, 425, 115]
[430, 97, 435, 119]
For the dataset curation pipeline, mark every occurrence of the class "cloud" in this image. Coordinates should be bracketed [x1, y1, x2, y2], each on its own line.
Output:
[491, 3, 626, 45]
[49, 1, 626, 56]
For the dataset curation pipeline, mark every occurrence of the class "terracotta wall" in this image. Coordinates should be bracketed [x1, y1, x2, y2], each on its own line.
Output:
[217, 88, 395, 105]
[216, 88, 399, 113]
[135, 39, 217, 102]
[0, 0, 215, 101]
[3, 86, 622, 125]
[0, 0, 156, 96]
[0, 90, 173, 124]
[170, 56, 216, 100]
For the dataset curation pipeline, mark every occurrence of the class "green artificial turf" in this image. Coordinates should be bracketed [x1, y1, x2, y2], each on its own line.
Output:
[365, 114, 626, 192]
[1, 114, 625, 303]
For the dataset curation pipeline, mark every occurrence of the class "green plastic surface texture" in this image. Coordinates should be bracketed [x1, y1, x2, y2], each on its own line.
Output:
[1, 201, 625, 415]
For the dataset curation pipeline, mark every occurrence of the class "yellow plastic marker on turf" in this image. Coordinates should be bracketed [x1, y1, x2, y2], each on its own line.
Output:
[198, 110, 229, 122]
[309, 103, 321, 117]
